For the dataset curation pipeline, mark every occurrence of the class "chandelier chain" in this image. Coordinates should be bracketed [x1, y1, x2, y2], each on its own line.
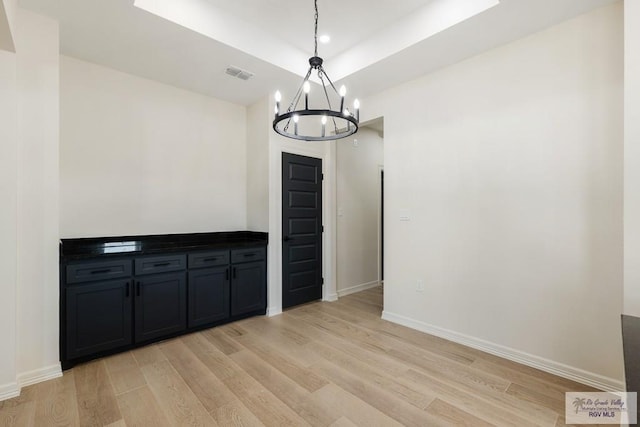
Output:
[314, 0, 319, 57]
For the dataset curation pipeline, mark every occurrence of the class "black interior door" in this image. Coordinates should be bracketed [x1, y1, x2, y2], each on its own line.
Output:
[282, 152, 323, 309]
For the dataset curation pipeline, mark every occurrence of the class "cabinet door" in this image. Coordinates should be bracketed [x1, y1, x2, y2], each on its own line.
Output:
[135, 272, 186, 342]
[231, 261, 266, 316]
[66, 279, 132, 359]
[188, 266, 230, 328]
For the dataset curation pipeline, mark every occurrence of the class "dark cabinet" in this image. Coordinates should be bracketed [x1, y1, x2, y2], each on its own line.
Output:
[231, 261, 266, 316]
[134, 272, 187, 342]
[188, 266, 229, 327]
[61, 234, 267, 369]
[66, 279, 132, 359]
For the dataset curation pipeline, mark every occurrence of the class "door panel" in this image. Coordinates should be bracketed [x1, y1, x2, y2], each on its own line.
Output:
[282, 152, 323, 308]
[135, 272, 186, 342]
[188, 267, 229, 328]
[231, 261, 266, 316]
[66, 279, 132, 359]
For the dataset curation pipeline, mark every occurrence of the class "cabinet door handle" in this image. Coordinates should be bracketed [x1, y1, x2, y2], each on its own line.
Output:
[226, 268, 229, 281]
[153, 262, 171, 267]
[233, 267, 236, 279]
[91, 269, 111, 274]
[125, 282, 130, 297]
[136, 281, 141, 296]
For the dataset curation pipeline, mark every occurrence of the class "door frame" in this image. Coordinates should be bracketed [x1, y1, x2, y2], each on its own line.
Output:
[267, 139, 337, 317]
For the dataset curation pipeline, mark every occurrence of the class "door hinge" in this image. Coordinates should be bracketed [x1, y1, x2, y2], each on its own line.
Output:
[321, 173, 324, 181]
[321, 277, 324, 284]
[321, 225, 324, 233]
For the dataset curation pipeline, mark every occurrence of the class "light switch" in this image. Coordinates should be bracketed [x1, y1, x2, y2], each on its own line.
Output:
[399, 209, 410, 221]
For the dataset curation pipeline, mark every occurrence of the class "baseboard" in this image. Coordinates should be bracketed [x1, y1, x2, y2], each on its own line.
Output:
[337, 281, 380, 298]
[0, 363, 62, 402]
[382, 310, 624, 392]
[267, 306, 282, 317]
[0, 382, 20, 401]
[324, 293, 338, 302]
[17, 363, 62, 388]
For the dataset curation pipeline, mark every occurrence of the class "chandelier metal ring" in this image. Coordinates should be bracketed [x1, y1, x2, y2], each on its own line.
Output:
[272, 0, 360, 142]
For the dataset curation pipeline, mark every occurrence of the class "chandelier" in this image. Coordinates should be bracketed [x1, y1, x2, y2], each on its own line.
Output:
[272, 0, 360, 142]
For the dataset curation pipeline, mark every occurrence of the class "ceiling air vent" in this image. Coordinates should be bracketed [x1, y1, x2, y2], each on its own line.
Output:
[225, 65, 254, 81]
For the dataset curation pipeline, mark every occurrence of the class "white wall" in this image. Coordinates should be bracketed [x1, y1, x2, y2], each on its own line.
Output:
[0, 47, 18, 398]
[0, 0, 61, 399]
[60, 56, 248, 238]
[14, 3, 60, 385]
[624, 0, 640, 317]
[246, 97, 270, 232]
[336, 128, 383, 295]
[363, 3, 624, 389]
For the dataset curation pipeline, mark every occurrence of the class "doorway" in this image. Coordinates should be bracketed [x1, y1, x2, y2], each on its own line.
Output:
[281, 152, 324, 309]
[335, 118, 384, 303]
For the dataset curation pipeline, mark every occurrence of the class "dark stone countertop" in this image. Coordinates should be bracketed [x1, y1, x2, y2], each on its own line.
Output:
[60, 231, 268, 261]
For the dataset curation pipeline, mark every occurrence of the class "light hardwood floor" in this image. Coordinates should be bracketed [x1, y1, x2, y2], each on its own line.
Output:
[0, 287, 601, 426]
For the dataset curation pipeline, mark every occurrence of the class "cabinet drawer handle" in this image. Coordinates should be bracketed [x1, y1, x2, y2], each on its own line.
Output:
[244, 253, 256, 258]
[90, 269, 111, 274]
[153, 262, 171, 267]
[203, 257, 218, 262]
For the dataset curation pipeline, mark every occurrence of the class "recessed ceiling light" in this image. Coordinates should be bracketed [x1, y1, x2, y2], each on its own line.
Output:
[319, 34, 330, 44]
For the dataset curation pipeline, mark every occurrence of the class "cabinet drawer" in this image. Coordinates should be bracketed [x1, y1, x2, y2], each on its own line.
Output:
[66, 260, 132, 284]
[188, 250, 229, 269]
[134, 254, 186, 275]
[231, 247, 265, 264]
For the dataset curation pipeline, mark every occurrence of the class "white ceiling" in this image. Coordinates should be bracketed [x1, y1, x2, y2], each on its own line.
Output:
[19, 0, 618, 106]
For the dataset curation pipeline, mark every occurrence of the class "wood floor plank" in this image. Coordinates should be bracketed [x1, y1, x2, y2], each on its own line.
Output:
[141, 360, 218, 426]
[307, 339, 435, 410]
[222, 372, 311, 427]
[0, 401, 36, 426]
[182, 333, 242, 381]
[311, 360, 449, 427]
[116, 385, 171, 427]
[158, 337, 238, 412]
[308, 384, 402, 427]
[231, 331, 328, 392]
[212, 400, 265, 427]
[426, 398, 495, 426]
[104, 351, 146, 396]
[404, 368, 558, 425]
[73, 360, 122, 427]
[230, 349, 337, 426]
[131, 344, 167, 367]
[202, 327, 244, 355]
[329, 416, 359, 427]
[34, 371, 80, 427]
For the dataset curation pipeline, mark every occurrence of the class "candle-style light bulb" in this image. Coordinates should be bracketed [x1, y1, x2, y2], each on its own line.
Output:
[303, 81, 310, 110]
[353, 99, 360, 121]
[343, 108, 350, 116]
[339, 85, 346, 113]
[275, 90, 281, 115]
[321, 115, 327, 138]
[293, 114, 299, 135]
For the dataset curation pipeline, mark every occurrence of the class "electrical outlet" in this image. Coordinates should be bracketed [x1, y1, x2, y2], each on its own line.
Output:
[416, 280, 425, 292]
